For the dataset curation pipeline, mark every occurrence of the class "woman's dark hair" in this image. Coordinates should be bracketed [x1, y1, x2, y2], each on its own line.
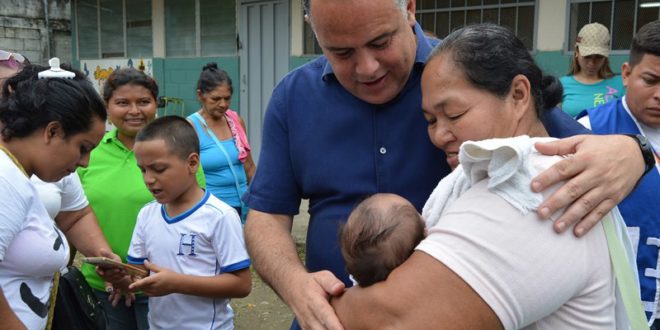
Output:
[102, 67, 158, 103]
[0, 63, 107, 141]
[197, 62, 233, 95]
[428, 23, 562, 116]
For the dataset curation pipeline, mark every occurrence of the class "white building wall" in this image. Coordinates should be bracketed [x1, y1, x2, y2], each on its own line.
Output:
[152, 0, 165, 58]
[536, 0, 568, 52]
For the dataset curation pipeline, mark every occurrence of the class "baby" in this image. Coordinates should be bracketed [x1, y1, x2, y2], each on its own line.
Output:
[340, 193, 426, 287]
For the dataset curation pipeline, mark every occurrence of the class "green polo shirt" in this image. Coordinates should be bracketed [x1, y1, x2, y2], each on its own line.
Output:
[78, 129, 206, 291]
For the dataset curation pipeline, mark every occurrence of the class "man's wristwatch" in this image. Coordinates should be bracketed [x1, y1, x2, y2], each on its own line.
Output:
[626, 134, 655, 176]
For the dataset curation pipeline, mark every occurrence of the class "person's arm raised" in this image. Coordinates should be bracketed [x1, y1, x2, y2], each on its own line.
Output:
[244, 209, 345, 330]
[532, 134, 645, 236]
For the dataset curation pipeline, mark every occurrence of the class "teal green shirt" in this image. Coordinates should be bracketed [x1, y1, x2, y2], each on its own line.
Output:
[78, 129, 206, 291]
[560, 75, 625, 117]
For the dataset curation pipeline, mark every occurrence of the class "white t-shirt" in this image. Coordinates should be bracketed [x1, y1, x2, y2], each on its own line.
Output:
[127, 190, 251, 330]
[0, 152, 69, 329]
[30, 173, 89, 219]
[417, 152, 616, 329]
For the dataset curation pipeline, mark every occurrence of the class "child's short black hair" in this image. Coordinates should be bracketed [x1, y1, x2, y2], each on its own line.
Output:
[136, 115, 199, 160]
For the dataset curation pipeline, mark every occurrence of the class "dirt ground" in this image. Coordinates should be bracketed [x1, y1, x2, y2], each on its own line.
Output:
[231, 200, 309, 329]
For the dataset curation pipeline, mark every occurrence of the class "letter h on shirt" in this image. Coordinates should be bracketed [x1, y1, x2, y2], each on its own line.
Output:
[178, 233, 198, 256]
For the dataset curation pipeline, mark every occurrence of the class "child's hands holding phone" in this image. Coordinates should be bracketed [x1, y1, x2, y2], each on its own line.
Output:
[128, 260, 179, 297]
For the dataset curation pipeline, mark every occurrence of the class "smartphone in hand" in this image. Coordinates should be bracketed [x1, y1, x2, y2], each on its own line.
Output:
[82, 257, 148, 278]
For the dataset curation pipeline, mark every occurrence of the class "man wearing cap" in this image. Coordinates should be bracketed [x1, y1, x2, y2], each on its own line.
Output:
[560, 22, 625, 117]
[578, 20, 660, 327]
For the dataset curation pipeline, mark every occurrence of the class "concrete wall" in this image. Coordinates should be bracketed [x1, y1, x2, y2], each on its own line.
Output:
[0, 0, 72, 65]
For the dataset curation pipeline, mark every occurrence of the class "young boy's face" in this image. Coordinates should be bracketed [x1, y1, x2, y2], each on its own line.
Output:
[134, 138, 199, 204]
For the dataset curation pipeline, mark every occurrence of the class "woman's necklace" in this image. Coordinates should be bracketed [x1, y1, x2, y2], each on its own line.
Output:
[0, 144, 28, 177]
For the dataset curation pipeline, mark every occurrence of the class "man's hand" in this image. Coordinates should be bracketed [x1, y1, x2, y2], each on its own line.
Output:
[94, 249, 127, 283]
[284, 270, 345, 330]
[532, 135, 644, 236]
[128, 261, 178, 297]
[245, 211, 344, 329]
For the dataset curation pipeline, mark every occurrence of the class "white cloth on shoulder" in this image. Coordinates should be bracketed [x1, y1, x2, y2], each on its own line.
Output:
[422, 166, 469, 228]
[420, 135, 635, 328]
[422, 135, 556, 228]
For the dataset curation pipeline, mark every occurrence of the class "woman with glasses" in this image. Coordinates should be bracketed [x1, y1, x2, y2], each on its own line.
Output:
[0, 50, 27, 85]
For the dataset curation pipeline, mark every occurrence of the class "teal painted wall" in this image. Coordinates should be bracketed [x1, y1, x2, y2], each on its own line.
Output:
[289, 56, 318, 70]
[156, 57, 240, 117]
[72, 56, 239, 117]
[290, 51, 630, 80]
[77, 52, 629, 120]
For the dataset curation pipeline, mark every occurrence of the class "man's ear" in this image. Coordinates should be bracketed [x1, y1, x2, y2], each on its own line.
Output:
[622, 62, 632, 90]
[406, 0, 417, 26]
[43, 121, 63, 143]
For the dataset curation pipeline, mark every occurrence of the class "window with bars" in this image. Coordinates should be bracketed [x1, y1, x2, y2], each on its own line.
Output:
[417, 0, 536, 50]
[164, 0, 236, 57]
[303, 23, 322, 55]
[302, 1, 536, 54]
[567, 0, 660, 52]
[76, 0, 153, 59]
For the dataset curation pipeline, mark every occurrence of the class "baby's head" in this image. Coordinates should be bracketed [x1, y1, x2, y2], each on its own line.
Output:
[340, 193, 425, 287]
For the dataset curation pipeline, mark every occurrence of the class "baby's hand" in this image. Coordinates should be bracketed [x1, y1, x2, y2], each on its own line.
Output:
[128, 260, 179, 297]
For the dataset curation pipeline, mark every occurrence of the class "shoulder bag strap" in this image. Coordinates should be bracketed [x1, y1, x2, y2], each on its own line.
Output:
[603, 212, 650, 329]
[192, 113, 247, 219]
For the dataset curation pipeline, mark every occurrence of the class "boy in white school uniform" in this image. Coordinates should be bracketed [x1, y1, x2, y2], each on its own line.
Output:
[124, 115, 251, 329]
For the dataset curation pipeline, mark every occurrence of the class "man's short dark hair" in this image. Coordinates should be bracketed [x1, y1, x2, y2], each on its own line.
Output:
[629, 20, 660, 68]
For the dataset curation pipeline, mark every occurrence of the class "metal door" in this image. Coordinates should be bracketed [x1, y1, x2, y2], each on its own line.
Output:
[239, 0, 290, 162]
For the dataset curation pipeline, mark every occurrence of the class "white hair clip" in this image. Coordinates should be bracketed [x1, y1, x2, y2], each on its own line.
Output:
[38, 57, 75, 79]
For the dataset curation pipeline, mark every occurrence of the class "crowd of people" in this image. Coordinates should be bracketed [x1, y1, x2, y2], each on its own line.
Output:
[0, 0, 658, 329]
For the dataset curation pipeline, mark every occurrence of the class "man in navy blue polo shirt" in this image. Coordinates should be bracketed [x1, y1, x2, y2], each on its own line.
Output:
[243, 0, 648, 329]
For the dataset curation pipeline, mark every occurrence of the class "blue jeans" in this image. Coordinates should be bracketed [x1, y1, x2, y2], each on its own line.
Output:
[94, 290, 149, 330]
